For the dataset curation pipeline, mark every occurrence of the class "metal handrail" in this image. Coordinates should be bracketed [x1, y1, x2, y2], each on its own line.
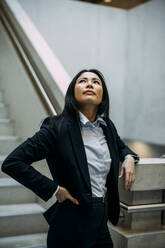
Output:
[120, 201, 165, 213]
[0, 9, 57, 116]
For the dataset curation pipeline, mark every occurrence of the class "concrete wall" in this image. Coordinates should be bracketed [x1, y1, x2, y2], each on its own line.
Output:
[124, 0, 165, 145]
[18, 0, 127, 135]
[14, 0, 165, 146]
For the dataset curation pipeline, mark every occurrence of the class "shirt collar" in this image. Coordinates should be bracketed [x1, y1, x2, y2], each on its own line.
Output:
[79, 111, 107, 128]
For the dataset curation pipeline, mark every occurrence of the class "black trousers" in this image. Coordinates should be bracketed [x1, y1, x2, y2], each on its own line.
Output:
[47, 199, 113, 248]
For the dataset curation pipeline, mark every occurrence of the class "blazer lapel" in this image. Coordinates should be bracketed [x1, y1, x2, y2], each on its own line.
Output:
[100, 123, 116, 160]
[68, 120, 91, 193]
[100, 123, 118, 181]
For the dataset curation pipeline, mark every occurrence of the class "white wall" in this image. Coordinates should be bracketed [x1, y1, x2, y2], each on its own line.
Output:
[125, 0, 165, 144]
[18, 0, 127, 135]
[18, 0, 165, 145]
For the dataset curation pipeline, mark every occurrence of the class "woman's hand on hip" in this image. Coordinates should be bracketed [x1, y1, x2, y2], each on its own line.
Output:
[119, 156, 135, 190]
[56, 186, 79, 205]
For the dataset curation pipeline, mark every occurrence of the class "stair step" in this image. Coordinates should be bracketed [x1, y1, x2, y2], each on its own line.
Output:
[0, 118, 14, 135]
[0, 178, 36, 204]
[0, 135, 22, 154]
[0, 103, 9, 118]
[0, 203, 48, 237]
[0, 91, 48, 245]
[0, 203, 45, 217]
[0, 233, 47, 248]
[0, 155, 9, 178]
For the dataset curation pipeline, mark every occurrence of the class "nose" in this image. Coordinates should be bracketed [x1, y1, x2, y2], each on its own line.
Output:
[86, 80, 93, 88]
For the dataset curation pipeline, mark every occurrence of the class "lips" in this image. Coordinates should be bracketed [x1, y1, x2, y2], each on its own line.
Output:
[83, 90, 95, 95]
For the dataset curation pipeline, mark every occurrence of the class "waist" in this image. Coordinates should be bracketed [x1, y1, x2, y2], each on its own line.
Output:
[92, 196, 106, 203]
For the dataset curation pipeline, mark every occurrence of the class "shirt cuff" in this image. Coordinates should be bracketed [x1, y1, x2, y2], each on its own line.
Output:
[51, 185, 60, 198]
[124, 154, 139, 163]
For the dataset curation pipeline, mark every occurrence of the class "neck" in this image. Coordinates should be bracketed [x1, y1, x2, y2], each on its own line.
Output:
[79, 106, 98, 123]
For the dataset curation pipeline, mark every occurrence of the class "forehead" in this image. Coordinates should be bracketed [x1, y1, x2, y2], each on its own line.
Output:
[78, 72, 101, 80]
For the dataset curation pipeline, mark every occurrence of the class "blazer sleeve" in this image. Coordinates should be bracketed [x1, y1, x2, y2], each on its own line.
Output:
[1, 116, 58, 202]
[110, 120, 139, 163]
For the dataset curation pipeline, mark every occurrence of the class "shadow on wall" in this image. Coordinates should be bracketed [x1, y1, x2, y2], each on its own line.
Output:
[124, 139, 165, 158]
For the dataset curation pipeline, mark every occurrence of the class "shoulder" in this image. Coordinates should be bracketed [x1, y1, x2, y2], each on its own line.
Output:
[40, 115, 70, 134]
[41, 115, 58, 125]
[104, 117, 117, 133]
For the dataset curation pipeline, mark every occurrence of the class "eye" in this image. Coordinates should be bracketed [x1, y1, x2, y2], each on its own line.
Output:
[93, 80, 100, 85]
[78, 79, 86, 84]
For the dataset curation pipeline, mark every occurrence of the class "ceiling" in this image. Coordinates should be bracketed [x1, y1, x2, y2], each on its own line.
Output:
[74, 0, 151, 10]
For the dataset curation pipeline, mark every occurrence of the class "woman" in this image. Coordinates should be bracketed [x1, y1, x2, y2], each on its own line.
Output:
[1, 69, 139, 248]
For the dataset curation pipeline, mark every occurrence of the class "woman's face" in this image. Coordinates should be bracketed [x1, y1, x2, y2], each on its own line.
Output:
[74, 72, 103, 108]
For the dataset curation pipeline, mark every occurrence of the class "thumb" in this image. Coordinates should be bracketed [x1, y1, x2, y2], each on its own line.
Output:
[119, 167, 125, 178]
[68, 194, 79, 205]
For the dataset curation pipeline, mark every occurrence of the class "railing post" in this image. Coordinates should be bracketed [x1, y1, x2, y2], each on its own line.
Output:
[108, 158, 165, 248]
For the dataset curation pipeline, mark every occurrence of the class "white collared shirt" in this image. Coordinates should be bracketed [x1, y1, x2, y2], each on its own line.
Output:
[79, 111, 111, 197]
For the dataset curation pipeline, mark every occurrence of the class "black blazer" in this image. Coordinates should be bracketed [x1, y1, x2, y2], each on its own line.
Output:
[1, 115, 139, 226]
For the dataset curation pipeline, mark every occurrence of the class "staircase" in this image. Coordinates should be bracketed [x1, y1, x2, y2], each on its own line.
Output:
[0, 90, 47, 248]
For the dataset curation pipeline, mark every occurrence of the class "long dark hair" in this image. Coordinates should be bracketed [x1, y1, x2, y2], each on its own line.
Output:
[47, 69, 110, 128]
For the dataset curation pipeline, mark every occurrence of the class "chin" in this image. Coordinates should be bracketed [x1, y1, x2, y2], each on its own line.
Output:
[80, 100, 100, 106]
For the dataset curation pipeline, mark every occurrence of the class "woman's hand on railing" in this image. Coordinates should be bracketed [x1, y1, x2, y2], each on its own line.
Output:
[119, 156, 136, 190]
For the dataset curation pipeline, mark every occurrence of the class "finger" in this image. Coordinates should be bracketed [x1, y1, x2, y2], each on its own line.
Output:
[63, 189, 79, 205]
[68, 194, 79, 205]
[125, 172, 130, 190]
[58, 195, 79, 205]
[70, 197, 79, 205]
[126, 173, 135, 189]
[128, 174, 136, 188]
[119, 167, 125, 178]
[130, 173, 135, 182]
